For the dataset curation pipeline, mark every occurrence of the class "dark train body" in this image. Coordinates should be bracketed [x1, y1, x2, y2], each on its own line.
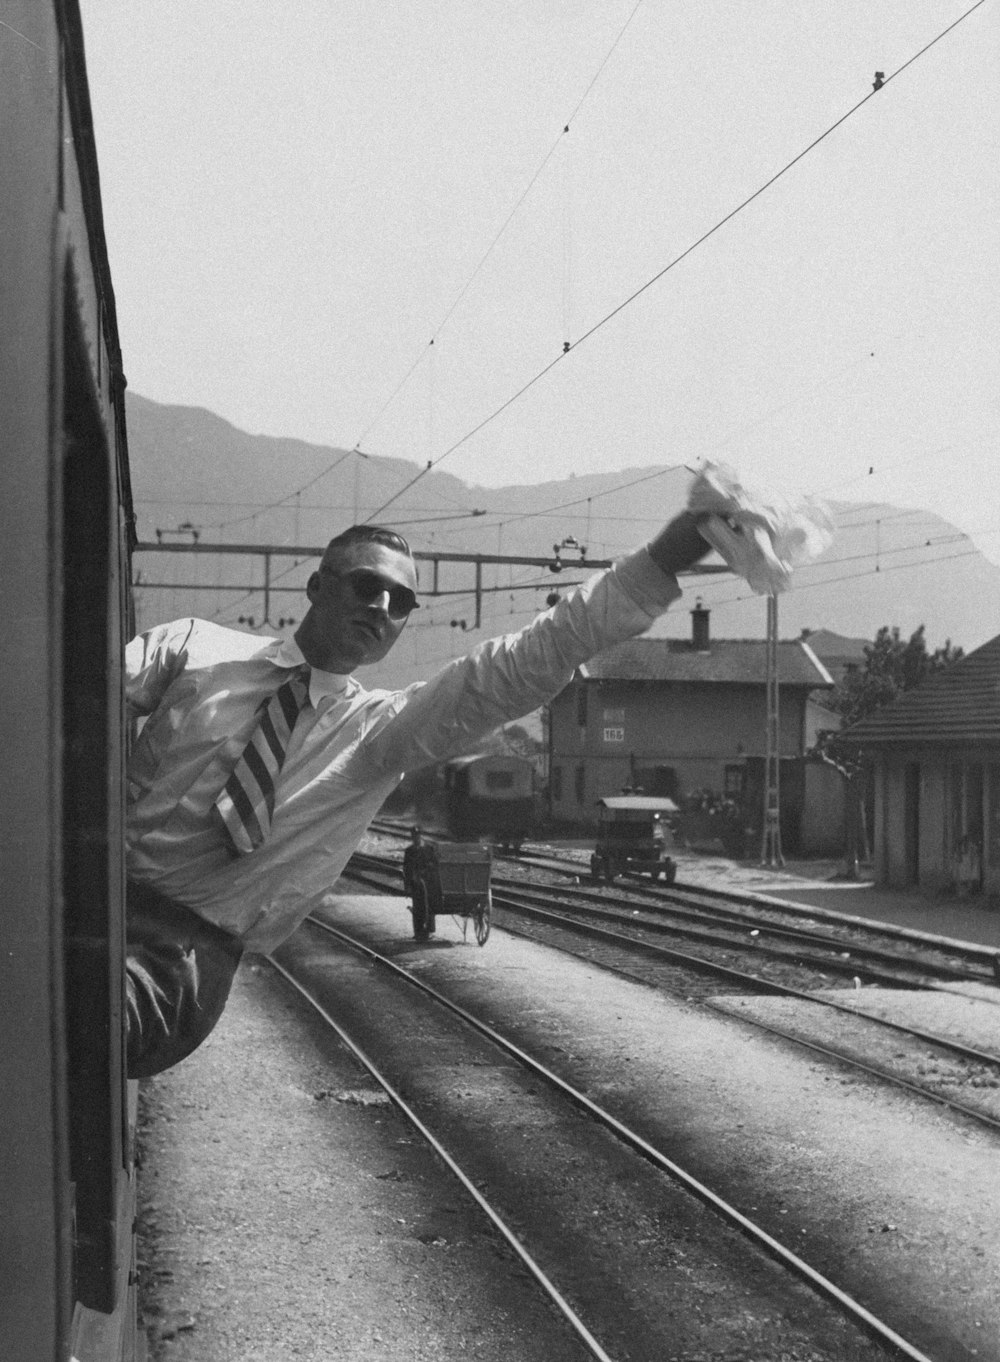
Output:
[442, 754, 537, 851]
[1, 5, 138, 1359]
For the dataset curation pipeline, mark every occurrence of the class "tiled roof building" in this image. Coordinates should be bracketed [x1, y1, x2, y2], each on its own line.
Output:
[839, 633, 1000, 899]
[581, 637, 833, 688]
[841, 634, 1000, 747]
[547, 603, 843, 855]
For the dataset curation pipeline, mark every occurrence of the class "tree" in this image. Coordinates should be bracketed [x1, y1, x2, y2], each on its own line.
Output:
[833, 624, 963, 728]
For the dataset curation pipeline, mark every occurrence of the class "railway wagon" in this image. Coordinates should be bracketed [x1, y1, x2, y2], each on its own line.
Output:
[442, 754, 536, 851]
[1, 5, 139, 1360]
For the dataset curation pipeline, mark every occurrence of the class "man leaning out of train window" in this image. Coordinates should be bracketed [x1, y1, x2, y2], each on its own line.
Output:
[123, 511, 711, 1077]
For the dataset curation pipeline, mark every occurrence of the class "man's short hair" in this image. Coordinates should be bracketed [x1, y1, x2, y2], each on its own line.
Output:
[320, 524, 413, 570]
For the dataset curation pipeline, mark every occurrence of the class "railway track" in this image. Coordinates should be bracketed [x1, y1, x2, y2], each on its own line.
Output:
[269, 917, 936, 1362]
[371, 821, 1000, 987]
[345, 848, 1000, 1134]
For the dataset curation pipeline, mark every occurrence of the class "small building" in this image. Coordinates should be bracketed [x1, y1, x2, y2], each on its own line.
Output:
[547, 602, 840, 854]
[838, 633, 1000, 900]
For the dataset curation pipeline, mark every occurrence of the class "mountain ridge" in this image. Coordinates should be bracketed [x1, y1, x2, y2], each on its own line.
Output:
[125, 393, 999, 688]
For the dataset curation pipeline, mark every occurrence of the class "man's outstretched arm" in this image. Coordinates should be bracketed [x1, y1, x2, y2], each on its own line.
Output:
[365, 512, 713, 776]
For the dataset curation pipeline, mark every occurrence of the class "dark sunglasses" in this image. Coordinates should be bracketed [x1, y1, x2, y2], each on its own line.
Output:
[322, 566, 419, 619]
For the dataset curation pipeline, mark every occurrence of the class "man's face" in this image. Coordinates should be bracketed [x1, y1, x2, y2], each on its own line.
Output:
[301, 540, 419, 673]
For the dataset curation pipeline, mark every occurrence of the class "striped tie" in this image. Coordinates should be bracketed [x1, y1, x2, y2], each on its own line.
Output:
[214, 669, 310, 855]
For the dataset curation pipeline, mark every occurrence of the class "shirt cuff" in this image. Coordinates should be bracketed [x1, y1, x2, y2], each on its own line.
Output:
[613, 546, 684, 617]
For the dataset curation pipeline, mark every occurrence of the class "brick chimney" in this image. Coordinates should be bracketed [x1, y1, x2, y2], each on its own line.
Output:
[691, 598, 710, 651]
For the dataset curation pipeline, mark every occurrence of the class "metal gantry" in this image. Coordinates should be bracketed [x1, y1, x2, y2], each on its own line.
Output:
[134, 537, 728, 630]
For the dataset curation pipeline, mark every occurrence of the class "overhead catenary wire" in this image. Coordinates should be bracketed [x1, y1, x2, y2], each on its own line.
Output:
[365, 0, 989, 523]
[224, 1, 649, 534]
[195, 527, 987, 633]
[166, 429, 996, 627]
[688, 544, 990, 615]
[164, 2, 997, 552]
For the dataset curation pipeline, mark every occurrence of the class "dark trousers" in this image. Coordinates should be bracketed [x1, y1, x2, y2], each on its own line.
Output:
[126, 881, 243, 1079]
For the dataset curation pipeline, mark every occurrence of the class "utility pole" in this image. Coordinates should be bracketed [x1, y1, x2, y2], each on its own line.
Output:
[760, 592, 784, 867]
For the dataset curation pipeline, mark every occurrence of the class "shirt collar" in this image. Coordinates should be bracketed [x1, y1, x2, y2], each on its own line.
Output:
[272, 637, 356, 706]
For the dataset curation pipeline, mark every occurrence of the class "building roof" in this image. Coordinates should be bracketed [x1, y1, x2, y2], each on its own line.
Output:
[579, 638, 833, 688]
[840, 633, 1000, 746]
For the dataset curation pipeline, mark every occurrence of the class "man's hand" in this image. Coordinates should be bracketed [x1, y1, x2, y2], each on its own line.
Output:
[647, 511, 712, 578]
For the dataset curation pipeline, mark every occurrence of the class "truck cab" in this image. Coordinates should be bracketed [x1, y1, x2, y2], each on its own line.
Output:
[590, 795, 679, 884]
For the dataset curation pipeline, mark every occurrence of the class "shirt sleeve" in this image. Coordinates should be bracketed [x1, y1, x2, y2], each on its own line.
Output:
[364, 546, 682, 775]
[125, 618, 198, 719]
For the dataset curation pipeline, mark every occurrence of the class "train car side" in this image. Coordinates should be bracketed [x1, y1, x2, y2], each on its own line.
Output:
[1, 6, 137, 1360]
[443, 754, 536, 850]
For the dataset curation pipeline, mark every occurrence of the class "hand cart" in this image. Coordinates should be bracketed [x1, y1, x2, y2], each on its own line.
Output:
[406, 841, 492, 945]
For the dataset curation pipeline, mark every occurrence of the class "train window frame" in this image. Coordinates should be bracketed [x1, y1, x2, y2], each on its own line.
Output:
[60, 252, 131, 1316]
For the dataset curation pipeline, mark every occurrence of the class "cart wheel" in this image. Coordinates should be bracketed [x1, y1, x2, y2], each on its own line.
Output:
[411, 879, 434, 940]
[473, 893, 491, 946]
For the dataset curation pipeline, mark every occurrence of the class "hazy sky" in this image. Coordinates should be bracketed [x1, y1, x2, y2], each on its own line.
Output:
[82, 2, 998, 566]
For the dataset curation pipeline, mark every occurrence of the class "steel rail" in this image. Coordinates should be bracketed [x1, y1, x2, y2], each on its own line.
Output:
[342, 857, 1000, 1131]
[490, 895, 1000, 1134]
[293, 915, 937, 1362]
[351, 852, 1000, 1056]
[488, 894, 1000, 1135]
[373, 825, 998, 975]
[490, 879, 951, 990]
[266, 954, 618, 1362]
[495, 866, 996, 985]
[355, 848, 966, 990]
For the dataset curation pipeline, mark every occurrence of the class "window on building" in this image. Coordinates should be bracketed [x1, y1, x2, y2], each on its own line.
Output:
[576, 686, 587, 728]
[574, 765, 586, 806]
[724, 764, 745, 799]
[551, 765, 563, 802]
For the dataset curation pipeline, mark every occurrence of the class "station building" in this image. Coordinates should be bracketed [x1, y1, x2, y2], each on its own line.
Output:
[546, 603, 841, 854]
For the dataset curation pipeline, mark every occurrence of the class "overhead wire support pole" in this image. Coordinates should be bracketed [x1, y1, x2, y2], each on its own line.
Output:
[761, 592, 784, 868]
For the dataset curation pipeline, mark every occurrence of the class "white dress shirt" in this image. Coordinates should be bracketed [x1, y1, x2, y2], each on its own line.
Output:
[125, 546, 681, 953]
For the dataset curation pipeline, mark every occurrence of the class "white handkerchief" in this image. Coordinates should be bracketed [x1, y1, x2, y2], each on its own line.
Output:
[687, 462, 834, 595]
